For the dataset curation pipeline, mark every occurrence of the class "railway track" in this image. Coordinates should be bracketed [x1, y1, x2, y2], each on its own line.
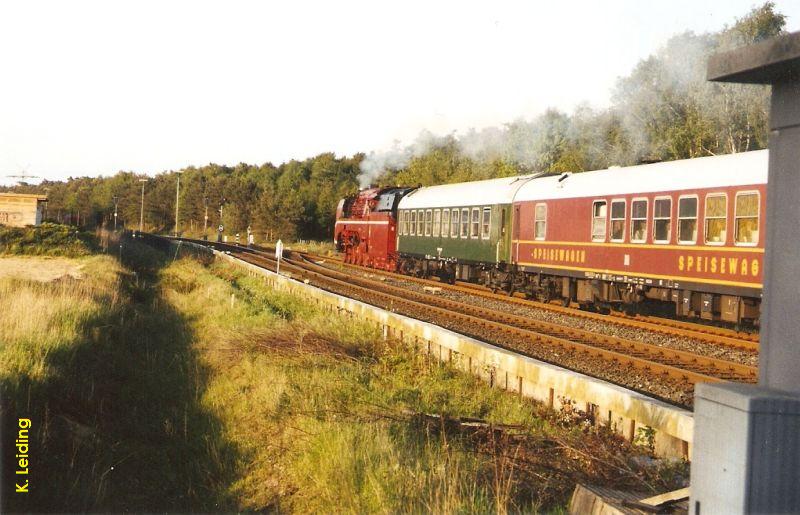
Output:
[179, 238, 758, 407]
[310, 251, 759, 353]
[262, 245, 759, 349]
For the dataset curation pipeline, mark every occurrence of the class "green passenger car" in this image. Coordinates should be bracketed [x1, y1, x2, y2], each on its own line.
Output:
[395, 175, 536, 282]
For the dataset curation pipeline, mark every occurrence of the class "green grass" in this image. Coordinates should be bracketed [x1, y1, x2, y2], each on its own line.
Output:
[1, 240, 236, 512]
[1, 240, 687, 512]
[0, 223, 98, 257]
[170, 227, 337, 257]
[170, 259, 687, 512]
[284, 239, 337, 257]
[0, 255, 121, 382]
[253, 238, 337, 257]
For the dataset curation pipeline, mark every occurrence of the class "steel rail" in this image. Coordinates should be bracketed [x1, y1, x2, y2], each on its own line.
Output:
[293, 254, 756, 382]
[237, 249, 721, 387]
[189, 239, 748, 387]
[308, 250, 759, 352]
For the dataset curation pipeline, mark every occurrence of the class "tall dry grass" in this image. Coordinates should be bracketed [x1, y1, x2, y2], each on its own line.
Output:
[0, 256, 122, 382]
[1, 242, 238, 513]
[1, 243, 686, 513]
[157, 258, 539, 511]
[162, 258, 684, 512]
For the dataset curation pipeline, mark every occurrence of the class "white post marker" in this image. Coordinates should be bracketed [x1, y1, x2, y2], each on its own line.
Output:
[275, 239, 284, 275]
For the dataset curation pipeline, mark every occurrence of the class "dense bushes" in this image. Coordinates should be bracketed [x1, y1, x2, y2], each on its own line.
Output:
[0, 223, 97, 256]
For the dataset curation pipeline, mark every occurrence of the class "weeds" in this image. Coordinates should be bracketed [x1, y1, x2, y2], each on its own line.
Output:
[1, 238, 237, 512]
[1, 243, 688, 512]
[635, 426, 657, 454]
[164, 257, 688, 512]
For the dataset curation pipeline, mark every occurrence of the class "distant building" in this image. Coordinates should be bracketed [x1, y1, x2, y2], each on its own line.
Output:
[0, 193, 48, 227]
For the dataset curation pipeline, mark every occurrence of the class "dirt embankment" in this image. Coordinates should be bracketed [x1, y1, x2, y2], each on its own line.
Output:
[0, 256, 85, 282]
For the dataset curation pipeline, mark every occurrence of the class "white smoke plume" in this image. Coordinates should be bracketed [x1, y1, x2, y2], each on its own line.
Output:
[358, 7, 776, 184]
[612, 31, 721, 161]
[457, 125, 507, 163]
[358, 130, 446, 188]
[456, 112, 575, 171]
[358, 117, 566, 187]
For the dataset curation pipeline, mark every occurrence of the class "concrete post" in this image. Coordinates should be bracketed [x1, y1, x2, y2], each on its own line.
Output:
[690, 32, 800, 514]
[760, 80, 800, 393]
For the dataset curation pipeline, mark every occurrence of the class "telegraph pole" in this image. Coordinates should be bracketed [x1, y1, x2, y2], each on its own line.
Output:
[203, 196, 209, 240]
[112, 195, 119, 231]
[138, 178, 148, 233]
[174, 171, 183, 237]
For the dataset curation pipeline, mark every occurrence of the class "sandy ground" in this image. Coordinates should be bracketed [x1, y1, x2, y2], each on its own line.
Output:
[0, 256, 85, 282]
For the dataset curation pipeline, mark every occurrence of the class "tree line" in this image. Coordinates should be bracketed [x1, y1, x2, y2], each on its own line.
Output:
[4, 155, 363, 241]
[377, 3, 784, 187]
[1, 3, 785, 241]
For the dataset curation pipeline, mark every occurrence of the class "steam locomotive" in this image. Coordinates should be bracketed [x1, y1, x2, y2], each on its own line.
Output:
[335, 150, 767, 325]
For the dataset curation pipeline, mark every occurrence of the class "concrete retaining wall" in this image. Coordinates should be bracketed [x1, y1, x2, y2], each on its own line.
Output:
[216, 250, 694, 459]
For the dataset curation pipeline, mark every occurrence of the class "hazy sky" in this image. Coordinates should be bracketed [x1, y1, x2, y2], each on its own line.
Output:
[2, 0, 799, 184]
